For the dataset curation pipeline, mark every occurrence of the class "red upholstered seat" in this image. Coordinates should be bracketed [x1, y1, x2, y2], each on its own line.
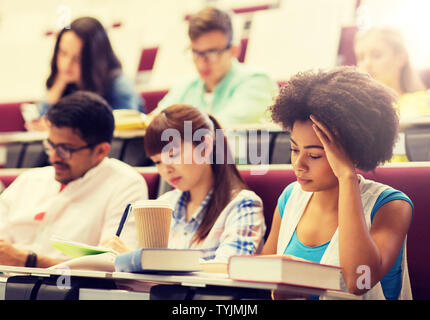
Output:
[141, 171, 160, 200]
[0, 170, 160, 201]
[359, 166, 430, 300]
[140, 89, 168, 114]
[137, 47, 158, 72]
[232, 5, 273, 14]
[238, 38, 248, 63]
[337, 25, 358, 66]
[0, 175, 19, 188]
[239, 168, 296, 239]
[0, 102, 27, 132]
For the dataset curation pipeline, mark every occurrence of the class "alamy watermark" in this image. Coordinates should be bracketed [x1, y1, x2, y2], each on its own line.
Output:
[56, 5, 71, 30]
[56, 265, 72, 290]
[356, 265, 371, 290]
[159, 121, 271, 175]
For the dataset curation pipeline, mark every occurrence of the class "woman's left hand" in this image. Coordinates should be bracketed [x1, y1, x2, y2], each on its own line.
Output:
[310, 115, 356, 180]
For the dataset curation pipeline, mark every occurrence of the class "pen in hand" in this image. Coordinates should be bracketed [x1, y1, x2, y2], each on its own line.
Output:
[116, 203, 131, 237]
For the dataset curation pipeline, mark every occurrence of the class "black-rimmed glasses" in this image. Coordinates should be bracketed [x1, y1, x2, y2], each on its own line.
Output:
[191, 43, 232, 63]
[43, 139, 95, 160]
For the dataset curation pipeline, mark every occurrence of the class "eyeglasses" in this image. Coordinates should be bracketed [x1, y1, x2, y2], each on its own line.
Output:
[43, 139, 95, 160]
[191, 43, 232, 63]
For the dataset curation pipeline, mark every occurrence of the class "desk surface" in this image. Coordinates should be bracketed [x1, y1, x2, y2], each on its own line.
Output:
[0, 125, 284, 145]
[2, 116, 429, 145]
[0, 131, 47, 144]
[0, 265, 358, 300]
[0, 129, 149, 144]
[400, 116, 430, 130]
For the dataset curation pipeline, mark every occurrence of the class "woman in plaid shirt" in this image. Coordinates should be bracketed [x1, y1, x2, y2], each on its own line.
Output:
[104, 104, 266, 262]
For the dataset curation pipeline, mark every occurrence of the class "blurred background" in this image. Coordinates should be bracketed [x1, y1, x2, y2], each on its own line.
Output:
[2, 0, 430, 168]
[1, 0, 430, 103]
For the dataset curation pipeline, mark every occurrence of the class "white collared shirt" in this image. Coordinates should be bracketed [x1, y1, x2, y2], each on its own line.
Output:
[0, 158, 148, 259]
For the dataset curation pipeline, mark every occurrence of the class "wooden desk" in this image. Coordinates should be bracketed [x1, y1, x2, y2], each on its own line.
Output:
[0, 129, 146, 145]
[399, 116, 430, 131]
[0, 265, 359, 300]
[0, 131, 47, 144]
[0, 130, 149, 168]
[2, 117, 428, 145]
[0, 123, 281, 145]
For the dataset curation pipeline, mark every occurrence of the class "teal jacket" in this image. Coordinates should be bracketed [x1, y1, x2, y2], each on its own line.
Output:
[155, 60, 278, 126]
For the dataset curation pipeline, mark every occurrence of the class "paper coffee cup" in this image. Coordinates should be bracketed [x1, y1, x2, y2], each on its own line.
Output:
[132, 200, 173, 248]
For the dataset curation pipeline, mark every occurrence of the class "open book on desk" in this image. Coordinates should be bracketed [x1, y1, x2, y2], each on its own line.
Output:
[49, 252, 117, 272]
[49, 237, 118, 272]
[50, 240, 202, 274]
[50, 237, 115, 258]
[0, 265, 112, 280]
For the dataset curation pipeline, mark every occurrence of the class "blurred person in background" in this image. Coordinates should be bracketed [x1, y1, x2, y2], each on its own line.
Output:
[151, 6, 278, 127]
[27, 16, 144, 131]
[355, 26, 430, 162]
[354, 26, 429, 120]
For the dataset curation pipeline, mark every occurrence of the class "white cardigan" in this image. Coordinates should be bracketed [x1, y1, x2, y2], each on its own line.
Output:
[276, 175, 412, 300]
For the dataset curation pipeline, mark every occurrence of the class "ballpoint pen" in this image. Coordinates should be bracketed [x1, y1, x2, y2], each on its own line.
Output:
[116, 203, 131, 237]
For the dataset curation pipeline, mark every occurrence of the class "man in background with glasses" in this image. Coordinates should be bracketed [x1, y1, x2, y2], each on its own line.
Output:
[0, 91, 148, 267]
[152, 6, 278, 126]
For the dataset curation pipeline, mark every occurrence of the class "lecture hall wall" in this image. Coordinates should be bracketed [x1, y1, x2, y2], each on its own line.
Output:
[1, 0, 430, 104]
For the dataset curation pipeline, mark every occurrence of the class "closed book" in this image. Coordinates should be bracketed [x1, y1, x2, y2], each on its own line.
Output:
[113, 110, 150, 130]
[115, 248, 202, 273]
[228, 255, 342, 291]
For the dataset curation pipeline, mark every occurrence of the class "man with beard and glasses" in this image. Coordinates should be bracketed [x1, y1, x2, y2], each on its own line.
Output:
[0, 91, 148, 268]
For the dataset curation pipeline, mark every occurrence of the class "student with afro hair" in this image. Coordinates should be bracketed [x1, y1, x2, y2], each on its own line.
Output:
[262, 66, 413, 300]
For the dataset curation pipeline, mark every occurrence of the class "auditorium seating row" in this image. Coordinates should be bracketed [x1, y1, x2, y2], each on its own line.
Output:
[0, 125, 292, 168]
[0, 89, 168, 133]
[3, 118, 430, 168]
[2, 89, 430, 168]
[0, 162, 429, 299]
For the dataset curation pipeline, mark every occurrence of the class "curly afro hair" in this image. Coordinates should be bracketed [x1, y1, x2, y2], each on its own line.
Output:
[269, 66, 399, 171]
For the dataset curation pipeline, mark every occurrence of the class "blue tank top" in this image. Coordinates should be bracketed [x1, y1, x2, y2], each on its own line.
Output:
[278, 182, 413, 300]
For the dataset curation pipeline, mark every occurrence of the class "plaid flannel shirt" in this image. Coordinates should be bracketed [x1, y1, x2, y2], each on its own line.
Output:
[158, 189, 266, 262]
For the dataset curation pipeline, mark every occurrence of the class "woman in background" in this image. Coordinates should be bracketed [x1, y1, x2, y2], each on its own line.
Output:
[354, 26, 429, 120]
[103, 104, 266, 262]
[27, 16, 144, 130]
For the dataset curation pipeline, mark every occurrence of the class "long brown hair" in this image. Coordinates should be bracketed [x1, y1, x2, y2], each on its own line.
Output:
[46, 17, 122, 96]
[144, 104, 247, 242]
